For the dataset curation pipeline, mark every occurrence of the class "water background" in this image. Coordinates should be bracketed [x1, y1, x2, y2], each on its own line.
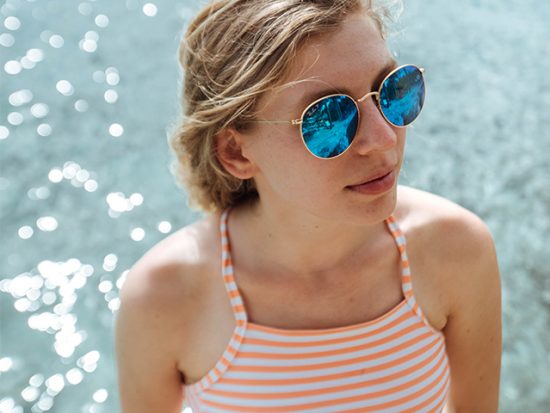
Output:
[1, 0, 549, 412]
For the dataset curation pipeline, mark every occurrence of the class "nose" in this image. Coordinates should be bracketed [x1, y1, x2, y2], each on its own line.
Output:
[350, 95, 398, 155]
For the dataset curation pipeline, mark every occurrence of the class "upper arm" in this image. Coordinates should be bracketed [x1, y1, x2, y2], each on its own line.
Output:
[114, 260, 188, 413]
[439, 210, 502, 412]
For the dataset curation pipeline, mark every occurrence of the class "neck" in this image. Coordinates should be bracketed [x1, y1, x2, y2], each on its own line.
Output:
[229, 197, 393, 280]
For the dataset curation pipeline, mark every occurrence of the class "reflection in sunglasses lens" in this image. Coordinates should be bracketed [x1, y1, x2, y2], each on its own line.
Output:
[301, 95, 358, 158]
[380, 65, 425, 127]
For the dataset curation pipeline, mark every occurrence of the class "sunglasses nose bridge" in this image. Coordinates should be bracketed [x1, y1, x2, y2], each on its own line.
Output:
[355, 91, 388, 127]
[357, 91, 379, 104]
[350, 90, 397, 152]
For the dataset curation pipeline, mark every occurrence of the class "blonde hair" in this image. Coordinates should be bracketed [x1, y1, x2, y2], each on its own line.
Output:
[167, 0, 403, 214]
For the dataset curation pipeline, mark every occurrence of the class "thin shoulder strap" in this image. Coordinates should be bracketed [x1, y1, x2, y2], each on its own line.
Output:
[384, 214, 429, 323]
[219, 208, 247, 327]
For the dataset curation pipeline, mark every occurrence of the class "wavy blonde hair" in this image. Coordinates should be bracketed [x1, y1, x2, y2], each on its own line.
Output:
[167, 0, 403, 214]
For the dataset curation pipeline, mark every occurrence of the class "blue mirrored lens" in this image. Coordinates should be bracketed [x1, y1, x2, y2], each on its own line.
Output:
[301, 95, 358, 159]
[379, 65, 425, 127]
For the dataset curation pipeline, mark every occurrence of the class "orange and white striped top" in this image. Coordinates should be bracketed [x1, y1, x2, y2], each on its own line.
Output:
[184, 207, 451, 412]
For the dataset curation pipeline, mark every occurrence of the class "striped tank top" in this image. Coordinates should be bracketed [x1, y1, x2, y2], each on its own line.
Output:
[184, 207, 451, 412]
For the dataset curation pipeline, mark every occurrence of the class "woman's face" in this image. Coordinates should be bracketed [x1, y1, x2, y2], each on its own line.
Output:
[240, 11, 407, 223]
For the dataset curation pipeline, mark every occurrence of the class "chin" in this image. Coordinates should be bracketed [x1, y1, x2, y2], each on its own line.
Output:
[343, 184, 398, 223]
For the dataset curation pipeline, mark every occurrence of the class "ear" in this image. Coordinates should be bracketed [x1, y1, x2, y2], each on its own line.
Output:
[214, 127, 258, 180]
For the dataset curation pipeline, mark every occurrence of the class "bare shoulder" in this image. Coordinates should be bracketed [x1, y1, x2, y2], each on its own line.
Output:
[396, 184, 499, 313]
[396, 184, 496, 258]
[118, 211, 220, 306]
[396, 184, 493, 235]
[115, 212, 221, 410]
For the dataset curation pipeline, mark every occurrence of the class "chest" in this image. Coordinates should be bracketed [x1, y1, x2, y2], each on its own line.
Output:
[234, 252, 405, 330]
[177, 234, 449, 385]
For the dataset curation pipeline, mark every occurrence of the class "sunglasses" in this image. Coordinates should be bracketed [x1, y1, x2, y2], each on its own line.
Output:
[249, 64, 425, 159]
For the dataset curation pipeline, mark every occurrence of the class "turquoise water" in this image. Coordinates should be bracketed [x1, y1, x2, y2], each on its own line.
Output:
[1, 0, 549, 412]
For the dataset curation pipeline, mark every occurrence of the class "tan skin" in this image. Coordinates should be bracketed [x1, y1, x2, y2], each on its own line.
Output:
[115, 11, 502, 413]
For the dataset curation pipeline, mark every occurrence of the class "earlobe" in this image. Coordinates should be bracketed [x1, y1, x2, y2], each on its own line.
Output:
[214, 128, 258, 180]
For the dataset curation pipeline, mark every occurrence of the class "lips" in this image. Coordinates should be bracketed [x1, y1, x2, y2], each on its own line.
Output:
[347, 166, 396, 187]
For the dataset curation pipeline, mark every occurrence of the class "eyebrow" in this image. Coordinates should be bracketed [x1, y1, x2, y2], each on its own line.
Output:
[296, 58, 399, 109]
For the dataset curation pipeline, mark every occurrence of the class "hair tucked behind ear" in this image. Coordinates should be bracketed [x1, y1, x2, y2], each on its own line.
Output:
[167, 0, 403, 214]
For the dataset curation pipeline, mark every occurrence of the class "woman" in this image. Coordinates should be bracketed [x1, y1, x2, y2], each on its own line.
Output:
[115, 0, 502, 412]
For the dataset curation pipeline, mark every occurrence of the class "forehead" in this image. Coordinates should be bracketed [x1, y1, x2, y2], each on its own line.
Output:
[261, 12, 393, 110]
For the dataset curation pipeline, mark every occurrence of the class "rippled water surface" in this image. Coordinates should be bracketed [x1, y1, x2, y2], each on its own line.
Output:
[1, 0, 549, 412]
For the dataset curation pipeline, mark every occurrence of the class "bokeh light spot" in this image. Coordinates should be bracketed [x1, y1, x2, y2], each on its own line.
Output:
[130, 227, 145, 241]
[102, 254, 118, 272]
[105, 72, 119, 86]
[98, 280, 113, 293]
[56, 80, 74, 96]
[76, 169, 90, 183]
[74, 99, 89, 112]
[20, 56, 36, 69]
[37, 123, 52, 137]
[78, 3, 93, 16]
[66, 368, 84, 385]
[84, 179, 98, 192]
[0, 33, 15, 47]
[29, 374, 45, 387]
[36, 216, 58, 232]
[45, 374, 65, 393]
[95, 15, 109, 28]
[104, 89, 118, 104]
[18, 226, 34, 239]
[81, 38, 97, 53]
[4, 16, 21, 31]
[4, 60, 22, 74]
[0, 357, 14, 372]
[48, 168, 63, 183]
[26, 48, 44, 62]
[129, 193, 143, 206]
[49, 34, 64, 48]
[93, 388, 109, 403]
[30, 102, 49, 118]
[37, 396, 54, 411]
[143, 3, 158, 17]
[0, 125, 10, 140]
[9, 89, 33, 106]
[7, 112, 24, 126]
[21, 386, 40, 402]
[158, 221, 172, 234]
[109, 123, 123, 137]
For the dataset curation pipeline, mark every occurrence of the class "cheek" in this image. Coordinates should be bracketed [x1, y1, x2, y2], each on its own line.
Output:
[256, 131, 336, 197]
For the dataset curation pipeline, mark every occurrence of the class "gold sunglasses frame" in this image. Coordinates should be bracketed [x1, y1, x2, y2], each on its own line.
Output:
[249, 64, 425, 160]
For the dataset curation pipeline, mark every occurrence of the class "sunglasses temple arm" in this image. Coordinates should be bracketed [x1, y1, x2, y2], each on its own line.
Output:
[249, 119, 302, 125]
